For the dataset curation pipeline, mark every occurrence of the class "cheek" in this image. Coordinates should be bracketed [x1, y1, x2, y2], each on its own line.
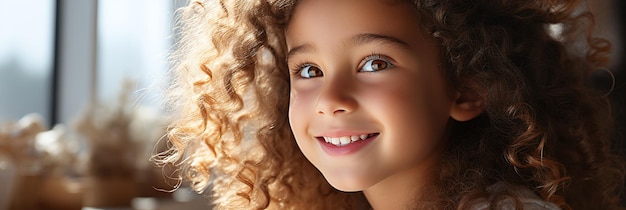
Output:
[288, 89, 315, 134]
[288, 90, 321, 163]
[364, 76, 452, 137]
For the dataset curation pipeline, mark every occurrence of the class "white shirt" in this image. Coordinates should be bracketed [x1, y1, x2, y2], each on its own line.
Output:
[471, 182, 561, 210]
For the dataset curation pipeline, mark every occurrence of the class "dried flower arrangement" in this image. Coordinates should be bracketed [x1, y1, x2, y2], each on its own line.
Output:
[35, 124, 82, 177]
[74, 85, 138, 179]
[72, 79, 170, 207]
[0, 79, 171, 209]
[35, 124, 84, 210]
[0, 113, 47, 210]
[0, 113, 46, 173]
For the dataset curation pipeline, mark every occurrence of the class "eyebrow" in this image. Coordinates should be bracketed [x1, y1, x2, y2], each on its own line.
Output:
[286, 33, 411, 61]
[349, 33, 411, 51]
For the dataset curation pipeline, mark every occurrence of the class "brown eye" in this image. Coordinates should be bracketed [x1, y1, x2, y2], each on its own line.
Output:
[299, 65, 323, 78]
[360, 56, 392, 72]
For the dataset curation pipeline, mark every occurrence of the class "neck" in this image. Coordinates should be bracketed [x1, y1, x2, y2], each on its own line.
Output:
[362, 157, 440, 210]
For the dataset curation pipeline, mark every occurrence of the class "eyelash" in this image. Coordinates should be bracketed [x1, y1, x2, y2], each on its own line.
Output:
[289, 53, 394, 78]
[290, 62, 314, 76]
[360, 54, 394, 72]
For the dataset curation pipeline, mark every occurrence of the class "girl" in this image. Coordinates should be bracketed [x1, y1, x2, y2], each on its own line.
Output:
[156, 0, 625, 209]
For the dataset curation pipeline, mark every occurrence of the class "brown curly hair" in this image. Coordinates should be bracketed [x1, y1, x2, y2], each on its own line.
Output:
[155, 0, 625, 209]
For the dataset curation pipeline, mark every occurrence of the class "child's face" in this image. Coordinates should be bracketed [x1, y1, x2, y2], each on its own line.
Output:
[286, 0, 455, 192]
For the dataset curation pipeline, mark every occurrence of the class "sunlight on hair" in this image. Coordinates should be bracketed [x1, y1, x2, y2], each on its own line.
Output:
[548, 24, 565, 41]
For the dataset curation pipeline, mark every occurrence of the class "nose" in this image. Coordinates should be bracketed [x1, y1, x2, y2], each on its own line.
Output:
[315, 75, 357, 115]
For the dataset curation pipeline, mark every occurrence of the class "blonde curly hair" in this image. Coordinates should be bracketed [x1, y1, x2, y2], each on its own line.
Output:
[155, 0, 625, 209]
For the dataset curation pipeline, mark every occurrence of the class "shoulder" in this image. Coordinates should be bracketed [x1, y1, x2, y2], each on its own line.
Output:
[470, 182, 561, 210]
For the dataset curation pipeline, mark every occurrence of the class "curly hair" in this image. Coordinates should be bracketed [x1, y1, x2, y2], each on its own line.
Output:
[155, 0, 625, 209]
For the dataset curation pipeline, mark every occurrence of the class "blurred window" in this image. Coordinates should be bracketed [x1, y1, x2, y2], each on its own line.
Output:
[97, 0, 180, 107]
[2, 0, 189, 124]
[0, 0, 56, 123]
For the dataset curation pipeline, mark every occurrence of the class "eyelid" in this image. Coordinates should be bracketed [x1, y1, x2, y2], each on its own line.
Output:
[290, 62, 322, 79]
[289, 62, 311, 75]
[359, 54, 395, 71]
[289, 54, 394, 77]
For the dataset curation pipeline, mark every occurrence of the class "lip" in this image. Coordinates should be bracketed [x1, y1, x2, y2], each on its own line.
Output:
[316, 133, 379, 156]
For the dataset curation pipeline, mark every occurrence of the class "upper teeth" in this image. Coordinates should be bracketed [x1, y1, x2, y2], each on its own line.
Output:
[323, 134, 373, 146]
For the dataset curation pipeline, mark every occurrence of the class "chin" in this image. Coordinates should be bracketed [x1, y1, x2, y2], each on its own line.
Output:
[328, 182, 364, 192]
[323, 175, 373, 192]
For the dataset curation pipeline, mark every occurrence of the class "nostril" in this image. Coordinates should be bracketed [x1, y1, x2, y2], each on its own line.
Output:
[333, 109, 346, 114]
[317, 109, 347, 115]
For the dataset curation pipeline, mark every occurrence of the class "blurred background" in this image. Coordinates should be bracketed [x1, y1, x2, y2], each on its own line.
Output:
[0, 0, 210, 209]
[0, 0, 624, 210]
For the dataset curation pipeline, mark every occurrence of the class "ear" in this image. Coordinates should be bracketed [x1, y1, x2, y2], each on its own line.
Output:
[450, 86, 484, 122]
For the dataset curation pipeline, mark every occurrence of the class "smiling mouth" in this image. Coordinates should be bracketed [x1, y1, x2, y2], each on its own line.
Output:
[317, 133, 379, 146]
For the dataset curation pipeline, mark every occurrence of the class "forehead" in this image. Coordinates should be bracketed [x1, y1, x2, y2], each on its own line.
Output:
[285, 0, 422, 50]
